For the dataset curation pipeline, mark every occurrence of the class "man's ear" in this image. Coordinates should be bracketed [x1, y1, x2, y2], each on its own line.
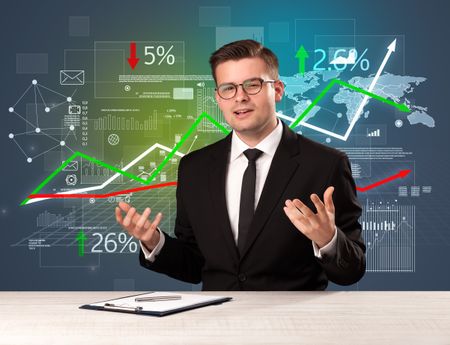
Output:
[274, 80, 284, 102]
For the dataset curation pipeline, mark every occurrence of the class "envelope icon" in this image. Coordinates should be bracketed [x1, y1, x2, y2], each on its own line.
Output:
[62, 160, 79, 172]
[60, 70, 85, 85]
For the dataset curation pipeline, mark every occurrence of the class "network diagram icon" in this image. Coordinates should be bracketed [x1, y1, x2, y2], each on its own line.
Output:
[7, 79, 79, 163]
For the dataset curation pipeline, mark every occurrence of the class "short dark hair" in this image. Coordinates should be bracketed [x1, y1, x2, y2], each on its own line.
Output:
[209, 39, 279, 84]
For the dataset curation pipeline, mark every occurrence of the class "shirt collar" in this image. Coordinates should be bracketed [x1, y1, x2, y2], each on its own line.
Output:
[230, 115, 283, 162]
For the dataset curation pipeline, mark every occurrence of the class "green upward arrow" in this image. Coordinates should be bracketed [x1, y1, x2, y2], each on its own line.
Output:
[76, 230, 87, 257]
[295, 45, 309, 76]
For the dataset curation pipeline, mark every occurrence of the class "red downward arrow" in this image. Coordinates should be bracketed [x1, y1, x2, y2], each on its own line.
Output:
[127, 41, 140, 70]
[356, 169, 412, 192]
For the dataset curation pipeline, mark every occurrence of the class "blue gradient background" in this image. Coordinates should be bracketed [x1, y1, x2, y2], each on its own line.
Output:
[1, 0, 449, 290]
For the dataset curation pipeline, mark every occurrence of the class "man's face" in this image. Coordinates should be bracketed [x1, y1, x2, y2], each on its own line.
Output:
[214, 57, 284, 138]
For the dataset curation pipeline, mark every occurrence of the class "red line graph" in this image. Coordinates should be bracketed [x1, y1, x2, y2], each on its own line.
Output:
[28, 169, 410, 200]
[356, 170, 411, 192]
[28, 181, 178, 199]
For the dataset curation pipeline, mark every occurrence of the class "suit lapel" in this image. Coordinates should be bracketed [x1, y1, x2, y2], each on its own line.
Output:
[208, 133, 240, 261]
[240, 122, 301, 259]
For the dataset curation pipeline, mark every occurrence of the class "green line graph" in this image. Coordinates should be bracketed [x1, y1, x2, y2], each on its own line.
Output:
[21, 112, 229, 205]
[22, 80, 408, 205]
[288, 78, 410, 129]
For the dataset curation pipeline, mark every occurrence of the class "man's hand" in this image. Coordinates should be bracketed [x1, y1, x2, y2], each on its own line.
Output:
[283, 186, 336, 248]
[115, 201, 163, 251]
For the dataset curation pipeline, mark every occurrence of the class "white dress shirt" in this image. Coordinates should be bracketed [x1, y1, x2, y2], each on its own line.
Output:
[141, 116, 337, 261]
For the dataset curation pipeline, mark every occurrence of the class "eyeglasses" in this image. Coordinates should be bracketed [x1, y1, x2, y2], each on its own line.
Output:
[216, 77, 276, 100]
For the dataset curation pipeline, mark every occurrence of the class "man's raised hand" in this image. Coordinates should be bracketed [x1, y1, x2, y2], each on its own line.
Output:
[115, 201, 163, 251]
[283, 186, 336, 248]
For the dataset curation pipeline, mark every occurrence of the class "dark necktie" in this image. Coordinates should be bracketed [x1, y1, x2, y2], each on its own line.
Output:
[238, 148, 263, 255]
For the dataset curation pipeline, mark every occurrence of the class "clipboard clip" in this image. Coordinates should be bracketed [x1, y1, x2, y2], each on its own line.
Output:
[104, 303, 143, 312]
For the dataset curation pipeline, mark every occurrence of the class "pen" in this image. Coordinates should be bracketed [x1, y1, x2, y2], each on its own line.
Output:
[104, 303, 143, 312]
[135, 295, 182, 302]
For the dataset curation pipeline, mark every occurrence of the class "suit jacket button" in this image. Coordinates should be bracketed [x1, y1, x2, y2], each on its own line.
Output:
[238, 273, 246, 282]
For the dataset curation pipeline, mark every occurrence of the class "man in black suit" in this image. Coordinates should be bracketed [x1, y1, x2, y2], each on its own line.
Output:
[115, 39, 366, 290]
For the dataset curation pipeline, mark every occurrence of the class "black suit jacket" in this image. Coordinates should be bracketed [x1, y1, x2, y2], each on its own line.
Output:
[140, 121, 366, 290]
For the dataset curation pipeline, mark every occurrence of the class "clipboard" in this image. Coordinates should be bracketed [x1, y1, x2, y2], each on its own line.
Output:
[79, 291, 232, 317]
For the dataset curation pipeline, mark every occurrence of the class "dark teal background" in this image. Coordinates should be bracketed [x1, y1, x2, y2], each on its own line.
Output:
[1, 0, 449, 290]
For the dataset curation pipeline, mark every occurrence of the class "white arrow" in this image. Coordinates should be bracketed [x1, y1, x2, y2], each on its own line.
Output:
[25, 143, 186, 205]
[298, 39, 397, 141]
[342, 39, 397, 141]
[186, 135, 198, 154]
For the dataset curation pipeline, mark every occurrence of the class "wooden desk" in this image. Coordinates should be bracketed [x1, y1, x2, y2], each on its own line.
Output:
[0, 291, 449, 344]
